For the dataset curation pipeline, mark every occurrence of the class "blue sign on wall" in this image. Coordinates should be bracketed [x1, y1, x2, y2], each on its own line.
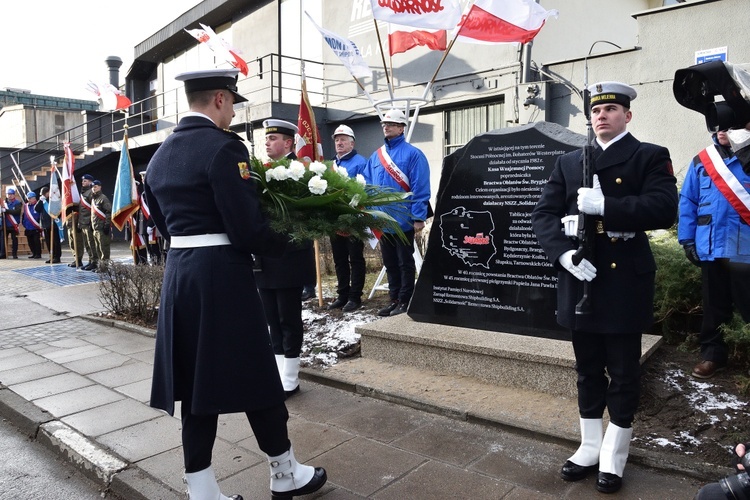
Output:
[696, 47, 728, 64]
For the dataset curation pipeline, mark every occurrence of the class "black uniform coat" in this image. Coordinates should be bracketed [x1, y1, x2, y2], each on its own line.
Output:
[531, 133, 677, 334]
[253, 150, 315, 289]
[145, 115, 288, 416]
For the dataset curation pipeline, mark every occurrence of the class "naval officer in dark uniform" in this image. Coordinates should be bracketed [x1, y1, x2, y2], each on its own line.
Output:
[255, 119, 316, 397]
[145, 68, 326, 500]
[531, 81, 677, 494]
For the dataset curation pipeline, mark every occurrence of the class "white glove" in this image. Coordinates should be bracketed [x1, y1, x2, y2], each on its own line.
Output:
[577, 174, 605, 215]
[561, 215, 578, 237]
[147, 226, 153, 236]
[559, 249, 597, 282]
[606, 231, 635, 241]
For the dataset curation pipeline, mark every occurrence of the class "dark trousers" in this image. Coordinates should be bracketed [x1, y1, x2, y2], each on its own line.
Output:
[8, 231, 18, 257]
[571, 330, 642, 428]
[330, 234, 366, 302]
[258, 287, 304, 358]
[699, 259, 750, 364]
[25, 229, 42, 257]
[380, 229, 416, 303]
[43, 227, 62, 260]
[181, 401, 290, 472]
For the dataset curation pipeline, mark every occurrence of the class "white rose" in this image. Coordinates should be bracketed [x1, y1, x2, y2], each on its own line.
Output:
[309, 161, 328, 176]
[335, 166, 349, 178]
[288, 161, 306, 181]
[308, 176, 328, 195]
[271, 165, 289, 181]
[355, 174, 366, 186]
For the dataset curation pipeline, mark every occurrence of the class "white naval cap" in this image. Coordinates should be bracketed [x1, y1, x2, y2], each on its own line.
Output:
[175, 68, 247, 103]
[588, 81, 637, 108]
[263, 119, 298, 137]
[332, 124, 355, 140]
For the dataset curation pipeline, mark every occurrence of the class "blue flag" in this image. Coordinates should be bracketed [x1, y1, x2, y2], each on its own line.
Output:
[111, 131, 140, 231]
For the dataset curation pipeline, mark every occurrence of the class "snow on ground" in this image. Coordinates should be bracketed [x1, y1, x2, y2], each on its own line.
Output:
[300, 306, 370, 367]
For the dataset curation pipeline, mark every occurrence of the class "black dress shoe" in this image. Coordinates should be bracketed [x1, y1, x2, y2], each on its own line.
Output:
[285, 386, 300, 398]
[229, 495, 243, 500]
[342, 300, 361, 312]
[327, 297, 347, 310]
[271, 467, 327, 499]
[596, 471, 622, 493]
[301, 288, 315, 301]
[560, 460, 598, 481]
[378, 301, 399, 316]
[390, 302, 408, 316]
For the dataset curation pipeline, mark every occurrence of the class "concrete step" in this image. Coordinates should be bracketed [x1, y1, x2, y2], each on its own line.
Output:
[356, 315, 662, 398]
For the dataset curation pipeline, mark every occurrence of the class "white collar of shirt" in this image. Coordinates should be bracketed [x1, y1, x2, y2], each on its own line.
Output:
[596, 131, 628, 151]
[183, 111, 217, 127]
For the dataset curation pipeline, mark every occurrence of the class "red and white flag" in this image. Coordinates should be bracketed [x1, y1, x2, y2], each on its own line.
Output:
[455, 0, 558, 45]
[296, 78, 324, 162]
[185, 23, 249, 76]
[61, 143, 80, 221]
[86, 81, 132, 111]
[389, 26, 447, 56]
[370, 0, 461, 30]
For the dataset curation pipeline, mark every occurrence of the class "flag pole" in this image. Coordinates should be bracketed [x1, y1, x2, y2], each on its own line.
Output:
[299, 63, 323, 306]
[48, 162, 55, 265]
[420, 0, 476, 102]
[373, 20, 394, 100]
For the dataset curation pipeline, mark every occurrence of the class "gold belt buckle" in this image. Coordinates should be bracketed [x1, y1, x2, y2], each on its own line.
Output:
[596, 220, 604, 234]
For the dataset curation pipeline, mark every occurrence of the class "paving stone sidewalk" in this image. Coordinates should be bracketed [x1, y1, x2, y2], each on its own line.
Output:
[0, 243, 707, 499]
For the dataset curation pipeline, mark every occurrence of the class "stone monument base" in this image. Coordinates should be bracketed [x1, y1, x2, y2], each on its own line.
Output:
[357, 315, 663, 398]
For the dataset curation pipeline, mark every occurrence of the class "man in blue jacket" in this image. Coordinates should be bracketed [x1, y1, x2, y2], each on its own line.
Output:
[364, 108, 431, 317]
[327, 124, 367, 312]
[678, 129, 750, 379]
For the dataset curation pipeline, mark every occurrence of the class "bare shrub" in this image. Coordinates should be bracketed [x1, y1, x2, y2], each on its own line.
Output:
[98, 262, 164, 323]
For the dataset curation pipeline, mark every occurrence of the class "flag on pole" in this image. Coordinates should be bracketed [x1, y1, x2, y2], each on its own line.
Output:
[370, 0, 461, 30]
[111, 131, 140, 231]
[389, 26, 447, 56]
[61, 143, 80, 221]
[296, 78, 324, 162]
[86, 82, 132, 111]
[306, 13, 372, 79]
[48, 168, 62, 219]
[185, 24, 249, 76]
[455, 0, 558, 45]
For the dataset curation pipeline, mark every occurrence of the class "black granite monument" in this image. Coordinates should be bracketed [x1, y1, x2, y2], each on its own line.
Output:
[408, 122, 585, 340]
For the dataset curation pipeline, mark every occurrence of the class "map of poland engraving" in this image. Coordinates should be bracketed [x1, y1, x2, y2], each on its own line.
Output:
[439, 207, 498, 269]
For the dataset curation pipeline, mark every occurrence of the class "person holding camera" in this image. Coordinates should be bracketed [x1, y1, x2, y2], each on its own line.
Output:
[678, 129, 750, 379]
[90, 180, 112, 271]
[532, 81, 678, 494]
[695, 443, 750, 500]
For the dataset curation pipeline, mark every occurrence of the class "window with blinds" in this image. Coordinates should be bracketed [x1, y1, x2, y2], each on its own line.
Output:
[444, 101, 505, 156]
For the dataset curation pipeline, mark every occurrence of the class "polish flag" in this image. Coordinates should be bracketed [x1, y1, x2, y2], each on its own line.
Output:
[86, 82, 132, 111]
[61, 142, 80, 221]
[389, 28, 447, 56]
[370, 0, 461, 30]
[185, 24, 249, 76]
[455, 0, 558, 45]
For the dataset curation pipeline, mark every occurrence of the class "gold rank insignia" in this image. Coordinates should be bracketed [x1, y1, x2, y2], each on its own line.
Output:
[238, 162, 251, 180]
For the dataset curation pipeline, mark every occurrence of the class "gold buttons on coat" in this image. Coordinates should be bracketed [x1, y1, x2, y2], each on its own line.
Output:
[615, 178, 622, 184]
[610, 262, 617, 269]
[611, 237, 618, 243]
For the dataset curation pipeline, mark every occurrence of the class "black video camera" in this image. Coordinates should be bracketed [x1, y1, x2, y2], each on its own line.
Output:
[673, 61, 750, 132]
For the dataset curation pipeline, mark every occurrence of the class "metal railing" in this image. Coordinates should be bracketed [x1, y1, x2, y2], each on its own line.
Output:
[0, 53, 330, 189]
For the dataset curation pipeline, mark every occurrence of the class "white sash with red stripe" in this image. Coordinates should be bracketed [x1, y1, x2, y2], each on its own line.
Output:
[4, 202, 19, 231]
[80, 196, 92, 211]
[93, 203, 107, 221]
[377, 146, 410, 191]
[23, 203, 43, 230]
[699, 145, 750, 225]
